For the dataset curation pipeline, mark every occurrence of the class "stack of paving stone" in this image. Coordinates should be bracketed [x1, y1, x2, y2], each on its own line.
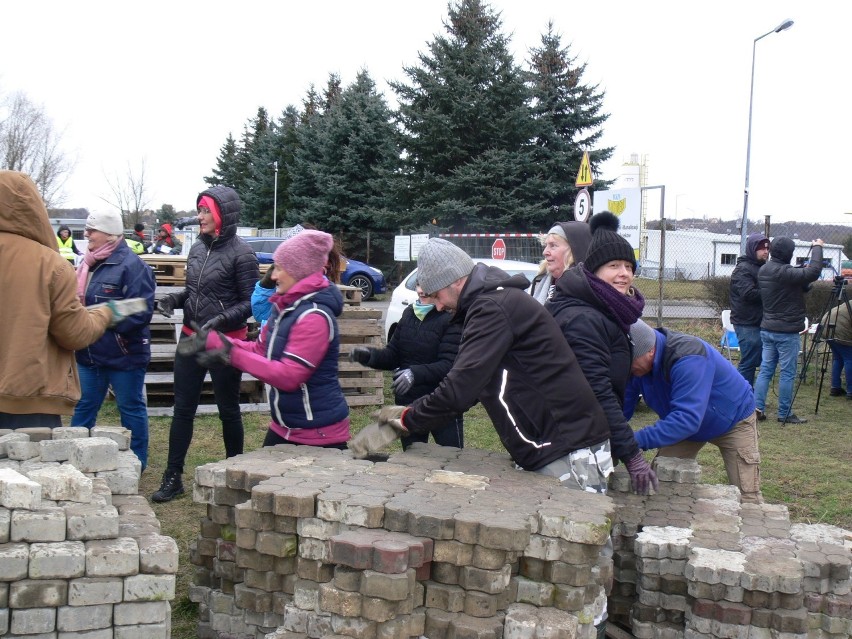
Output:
[189, 443, 616, 639]
[607, 456, 852, 639]
[0, 427, 178, 638]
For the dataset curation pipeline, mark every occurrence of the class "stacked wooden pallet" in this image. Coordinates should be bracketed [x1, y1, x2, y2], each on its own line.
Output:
[144, 286, 381, 416]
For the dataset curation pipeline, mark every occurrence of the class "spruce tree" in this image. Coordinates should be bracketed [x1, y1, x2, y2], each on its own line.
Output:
[391, 0, 537, 232]
[204, 134, 240, 188]
[525, 23, 614, 225]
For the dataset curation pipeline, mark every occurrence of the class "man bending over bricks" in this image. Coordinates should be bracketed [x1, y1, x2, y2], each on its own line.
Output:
[624, 319, 763, 504]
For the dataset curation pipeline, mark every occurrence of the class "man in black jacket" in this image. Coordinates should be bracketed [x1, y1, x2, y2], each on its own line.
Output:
[754, 237, 823, 424]
[152, 185, 259, 502]
[371, 239, 611, 482]
[729, 233, 769, 385]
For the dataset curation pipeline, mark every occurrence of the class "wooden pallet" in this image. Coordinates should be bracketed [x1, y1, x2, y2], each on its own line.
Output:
[140, 255, 187, 286]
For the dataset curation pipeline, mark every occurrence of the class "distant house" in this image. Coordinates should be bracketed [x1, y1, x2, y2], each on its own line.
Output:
[639, 229, 845, 280]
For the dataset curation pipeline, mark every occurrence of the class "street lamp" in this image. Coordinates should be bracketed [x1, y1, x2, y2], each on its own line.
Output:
[272, 161, 279, 232]
[739, 19, 794, 255]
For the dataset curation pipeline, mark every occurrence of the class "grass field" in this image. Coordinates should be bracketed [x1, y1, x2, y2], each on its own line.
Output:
[92, 336, 852, 638]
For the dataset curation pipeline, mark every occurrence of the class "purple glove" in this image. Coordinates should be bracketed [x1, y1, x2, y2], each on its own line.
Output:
[625, 452, 658, 495]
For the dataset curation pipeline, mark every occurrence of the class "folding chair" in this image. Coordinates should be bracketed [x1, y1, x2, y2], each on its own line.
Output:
[720, 309, 739, 362]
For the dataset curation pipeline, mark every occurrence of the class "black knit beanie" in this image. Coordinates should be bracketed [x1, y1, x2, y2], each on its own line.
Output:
[583, 211, 636, 274]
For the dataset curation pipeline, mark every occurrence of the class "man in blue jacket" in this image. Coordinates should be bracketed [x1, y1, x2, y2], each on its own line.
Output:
[624, 320, 762, 504]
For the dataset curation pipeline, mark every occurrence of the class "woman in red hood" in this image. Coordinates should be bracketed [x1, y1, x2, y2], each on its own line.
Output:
[149, 223, 182, 255]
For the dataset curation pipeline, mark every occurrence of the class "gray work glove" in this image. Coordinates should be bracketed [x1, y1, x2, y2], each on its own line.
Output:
[201, 314, 226, 332]
[104, 298, 148, 328]
[625, 452, 659, 496]
[392, 368, 415, 395]
[349, 346, 373, 365]
[348, 421, 403, 459]
[176, 322, 210, 357]
[196, 332, 233, 369]
[156, 295, 175, 318]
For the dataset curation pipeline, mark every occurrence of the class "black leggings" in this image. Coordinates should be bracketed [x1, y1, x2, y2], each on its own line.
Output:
[166, 337, 244, 474]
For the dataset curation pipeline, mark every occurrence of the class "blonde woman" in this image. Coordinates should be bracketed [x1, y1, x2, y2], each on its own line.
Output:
[530, 221, 592, 304]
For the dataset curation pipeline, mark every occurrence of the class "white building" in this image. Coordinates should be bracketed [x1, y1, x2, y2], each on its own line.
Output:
[639, 229, 845, 280]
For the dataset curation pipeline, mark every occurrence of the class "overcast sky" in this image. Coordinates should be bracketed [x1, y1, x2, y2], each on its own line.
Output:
[2, 0, 849, 225]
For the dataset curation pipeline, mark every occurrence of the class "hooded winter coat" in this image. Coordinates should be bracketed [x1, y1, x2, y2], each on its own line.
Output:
[168, 186, 259, 334]
[405, 263, 609, 471]
[758, 238, 822, 333]
[0, 171, 112, 416]
[151, 223, 182, 254]
[729, 233, 767, 327]
[546, 266, 641, 465]
[531, 221, 592, 303]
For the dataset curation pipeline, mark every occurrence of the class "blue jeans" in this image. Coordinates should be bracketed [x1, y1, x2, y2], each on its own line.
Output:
[71, 365, 149, 470]
[753, 331, 801, 419]
[829, 342, 852, 394]
[734, 325, 762, 386]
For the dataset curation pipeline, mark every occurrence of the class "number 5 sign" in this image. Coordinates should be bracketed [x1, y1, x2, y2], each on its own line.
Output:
[573, 188, 591, 223]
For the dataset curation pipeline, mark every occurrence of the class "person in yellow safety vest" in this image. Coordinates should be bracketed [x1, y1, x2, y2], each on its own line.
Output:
[125, 238, 145, 254]
[56, 225, 81, 263]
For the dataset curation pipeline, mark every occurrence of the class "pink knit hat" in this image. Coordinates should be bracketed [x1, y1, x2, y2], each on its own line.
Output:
[273, 229, 334, 282]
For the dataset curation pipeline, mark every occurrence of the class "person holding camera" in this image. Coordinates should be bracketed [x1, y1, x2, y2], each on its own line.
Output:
[754, 237, 824, 424]
[151, 185, 259, 503]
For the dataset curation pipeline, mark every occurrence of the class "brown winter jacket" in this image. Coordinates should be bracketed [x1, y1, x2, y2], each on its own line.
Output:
[0, 171, 112, 416]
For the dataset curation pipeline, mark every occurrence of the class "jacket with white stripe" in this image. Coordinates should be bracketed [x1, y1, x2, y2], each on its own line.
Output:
[405, 263, 609, 470]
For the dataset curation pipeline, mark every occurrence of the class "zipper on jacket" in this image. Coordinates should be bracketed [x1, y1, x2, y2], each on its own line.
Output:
[301, 384, 313, 421]
[193, 247, 213, 320]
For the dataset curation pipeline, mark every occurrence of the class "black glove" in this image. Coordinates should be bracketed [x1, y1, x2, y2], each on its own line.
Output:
[156, 295, 175, 318]
[201, 314, 225, 332]
[259, 268, 276, 289]
[175, 322, 210, 357]
[625, 452, 659, 496]
[349, 346, 372, 365]
[392, 368, 415, 395]
[196, 333, 233, 369]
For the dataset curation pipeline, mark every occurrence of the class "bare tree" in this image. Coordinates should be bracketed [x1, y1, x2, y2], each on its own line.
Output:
[0, 91, 73, 207]
[102, 160, 150, 229]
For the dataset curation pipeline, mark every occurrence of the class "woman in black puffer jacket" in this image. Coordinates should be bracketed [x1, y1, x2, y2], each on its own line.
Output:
[152, 185, 259, 503]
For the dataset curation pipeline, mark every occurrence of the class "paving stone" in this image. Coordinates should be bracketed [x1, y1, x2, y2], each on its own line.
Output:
[85, 537, 139, 577]
[113, 600, 170, 625]
[7, 439, 42, 460]
[9, 579, 68, 608]
[10, 607, 56, 634]
[67, 577, 124, 605]
[56, 603, 112, 631]
[0, 432, 31, 457]
[123, 573, 176, 602]
[0, 541, 29, 580]
[70, 438, 119, 473]
[11, 506, 65, 542]
[0, 467, 42, 509]
[29, 541, 86, 579]
[65, 503, 120, 541]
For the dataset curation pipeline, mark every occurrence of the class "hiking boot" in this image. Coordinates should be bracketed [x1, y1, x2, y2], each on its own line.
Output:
[151, 470, 184, 502]
[830, 387, 844, 396]
[755, 409, 766, 422]
[778, 414, 808, 425]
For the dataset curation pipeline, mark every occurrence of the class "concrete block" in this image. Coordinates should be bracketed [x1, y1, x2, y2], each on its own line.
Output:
[39, 438, 76, 462]
[9, 579, 68, 607]
[91, 426, 131, 450]
[95, 466, 139, 495]
[85, 537, 140, 576]
[68, 577, 124, 605]
[56, 603, 112, 631]
[113, 600, 170, 625]
[114, 621, 170, 639]
[29, 541, 86, 579]
[65, 504, 120, 541]
[138, 533, 179, 574]
[10, 607, 56, 634]
[0, 432, 30, 457]
[0, 541, 29, 581]
[50, 426, 91, 440]
[7, 439, 41, 460]
[70, 438, 119, 473]
[123, 573, 176, 602]
[27, 464, 93, 502]
[0, 506, 10, 543]
[11, 506, 65, 542]
[0, 467, 42, 510]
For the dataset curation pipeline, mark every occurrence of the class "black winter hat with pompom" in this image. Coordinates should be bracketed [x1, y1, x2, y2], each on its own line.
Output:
[583, 211, 636, 274]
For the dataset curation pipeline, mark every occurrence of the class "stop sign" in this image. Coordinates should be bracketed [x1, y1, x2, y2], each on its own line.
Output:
[491, 238, 506, 260]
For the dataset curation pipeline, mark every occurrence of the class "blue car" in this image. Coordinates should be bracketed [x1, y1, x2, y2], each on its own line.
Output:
[243, 237, 386, 300]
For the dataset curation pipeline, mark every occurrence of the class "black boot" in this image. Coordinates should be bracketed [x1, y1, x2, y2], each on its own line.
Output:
[151, 470, 184, 503]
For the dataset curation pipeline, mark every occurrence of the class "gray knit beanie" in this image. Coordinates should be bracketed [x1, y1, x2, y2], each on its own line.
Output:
[416, 238, 475, 295]
[630, 320, 657, 359]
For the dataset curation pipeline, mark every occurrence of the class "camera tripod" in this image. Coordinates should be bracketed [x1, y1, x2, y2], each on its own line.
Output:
[793, 275, 852, 416]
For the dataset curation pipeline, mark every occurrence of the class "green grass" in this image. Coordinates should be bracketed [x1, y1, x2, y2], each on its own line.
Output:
[91, 352, 851, 638]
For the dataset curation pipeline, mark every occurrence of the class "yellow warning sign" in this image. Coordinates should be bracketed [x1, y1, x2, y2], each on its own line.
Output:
[575, 151, 593, 187]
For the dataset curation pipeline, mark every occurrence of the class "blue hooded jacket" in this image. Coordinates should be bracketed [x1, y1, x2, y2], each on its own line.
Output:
[624, 328, 754, 449]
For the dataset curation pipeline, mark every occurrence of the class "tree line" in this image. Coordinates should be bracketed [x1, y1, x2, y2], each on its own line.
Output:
[203, 0, 613, 260]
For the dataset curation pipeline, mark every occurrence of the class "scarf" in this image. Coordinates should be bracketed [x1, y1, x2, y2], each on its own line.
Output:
[533, 273, 554, 305]
[76, 238, 122, 303]
[584, 268, 645, 333]
[413, 301, 435, 321]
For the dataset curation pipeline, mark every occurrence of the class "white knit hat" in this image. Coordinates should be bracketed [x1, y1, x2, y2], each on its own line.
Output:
[416, 238, 475, 296]
[85, 210, 124, 237]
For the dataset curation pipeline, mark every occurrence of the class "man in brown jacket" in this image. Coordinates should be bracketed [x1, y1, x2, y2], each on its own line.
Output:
[0, 170, 114, 429]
